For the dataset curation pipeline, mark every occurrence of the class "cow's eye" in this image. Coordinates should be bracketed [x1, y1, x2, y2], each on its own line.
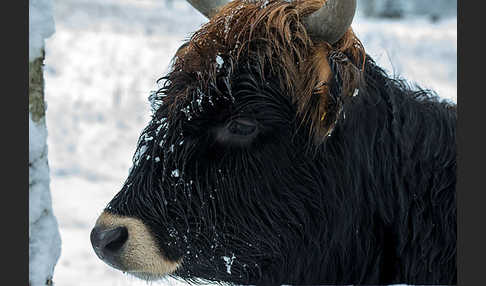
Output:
[227, 118, 257, 136]
[214, 118, 259, 146]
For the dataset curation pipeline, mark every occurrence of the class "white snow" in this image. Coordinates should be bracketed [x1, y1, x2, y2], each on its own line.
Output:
[353, 15, 457, 103]
[43, 1, 456, 285]
[133, 145, 148, 165]
[29, 200, 62, 286]
[29, 115, 50, 236]
[29, 113, 62, 286]
[171, 169, 180, 178]
[216, 54, 224, 69]
[222, 254, 236, 275]
[29, 0, 55, 62]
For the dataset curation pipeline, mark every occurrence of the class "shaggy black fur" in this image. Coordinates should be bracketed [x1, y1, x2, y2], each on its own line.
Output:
[105, 51, 456, 285]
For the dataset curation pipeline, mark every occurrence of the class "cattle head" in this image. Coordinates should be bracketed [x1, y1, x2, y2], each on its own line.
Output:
[91, 0, 366, 284]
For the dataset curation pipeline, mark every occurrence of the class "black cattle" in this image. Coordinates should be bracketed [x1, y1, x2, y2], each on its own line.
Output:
[91, 1, 456, 285]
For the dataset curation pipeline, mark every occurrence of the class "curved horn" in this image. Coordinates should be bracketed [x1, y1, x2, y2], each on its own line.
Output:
[303, 0, 357, 44]
[187, 0, 229, 18]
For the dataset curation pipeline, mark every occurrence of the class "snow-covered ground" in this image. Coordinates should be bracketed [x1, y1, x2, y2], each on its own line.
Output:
[44, 0, 456, 285]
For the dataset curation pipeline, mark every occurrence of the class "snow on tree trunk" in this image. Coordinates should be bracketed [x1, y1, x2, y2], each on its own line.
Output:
[29, 0, 61, 285]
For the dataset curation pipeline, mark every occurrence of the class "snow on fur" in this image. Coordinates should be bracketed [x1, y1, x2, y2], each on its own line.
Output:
[43, 1, 456, 285]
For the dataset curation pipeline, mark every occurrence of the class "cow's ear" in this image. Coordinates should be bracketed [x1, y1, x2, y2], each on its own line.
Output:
[295, 44, 331, 139]
[296, 45, 362, 145]
[319, 50, 361, 139]
[294, 45, 344, 144]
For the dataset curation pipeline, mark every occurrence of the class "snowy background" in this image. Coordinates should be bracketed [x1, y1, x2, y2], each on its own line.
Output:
[43, 0, 456, 285]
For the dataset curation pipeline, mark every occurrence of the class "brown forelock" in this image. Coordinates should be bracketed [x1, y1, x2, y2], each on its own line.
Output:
[168, 0, 365, 143]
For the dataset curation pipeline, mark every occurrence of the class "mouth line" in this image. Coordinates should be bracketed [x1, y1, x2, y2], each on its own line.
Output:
[126, 270, 169, 281]
[123, 257, 184, 281]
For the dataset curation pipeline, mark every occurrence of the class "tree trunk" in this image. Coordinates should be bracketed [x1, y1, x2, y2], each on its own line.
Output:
[29, 49, 62, 286]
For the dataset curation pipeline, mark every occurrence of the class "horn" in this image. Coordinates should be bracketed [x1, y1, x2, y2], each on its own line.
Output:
[303, 0, 357, 44]
[187, 0, 229, 18]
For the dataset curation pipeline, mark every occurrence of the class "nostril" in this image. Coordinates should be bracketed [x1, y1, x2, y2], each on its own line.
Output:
[104, 227, 128, 252]
[90, 226, 128, 262]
